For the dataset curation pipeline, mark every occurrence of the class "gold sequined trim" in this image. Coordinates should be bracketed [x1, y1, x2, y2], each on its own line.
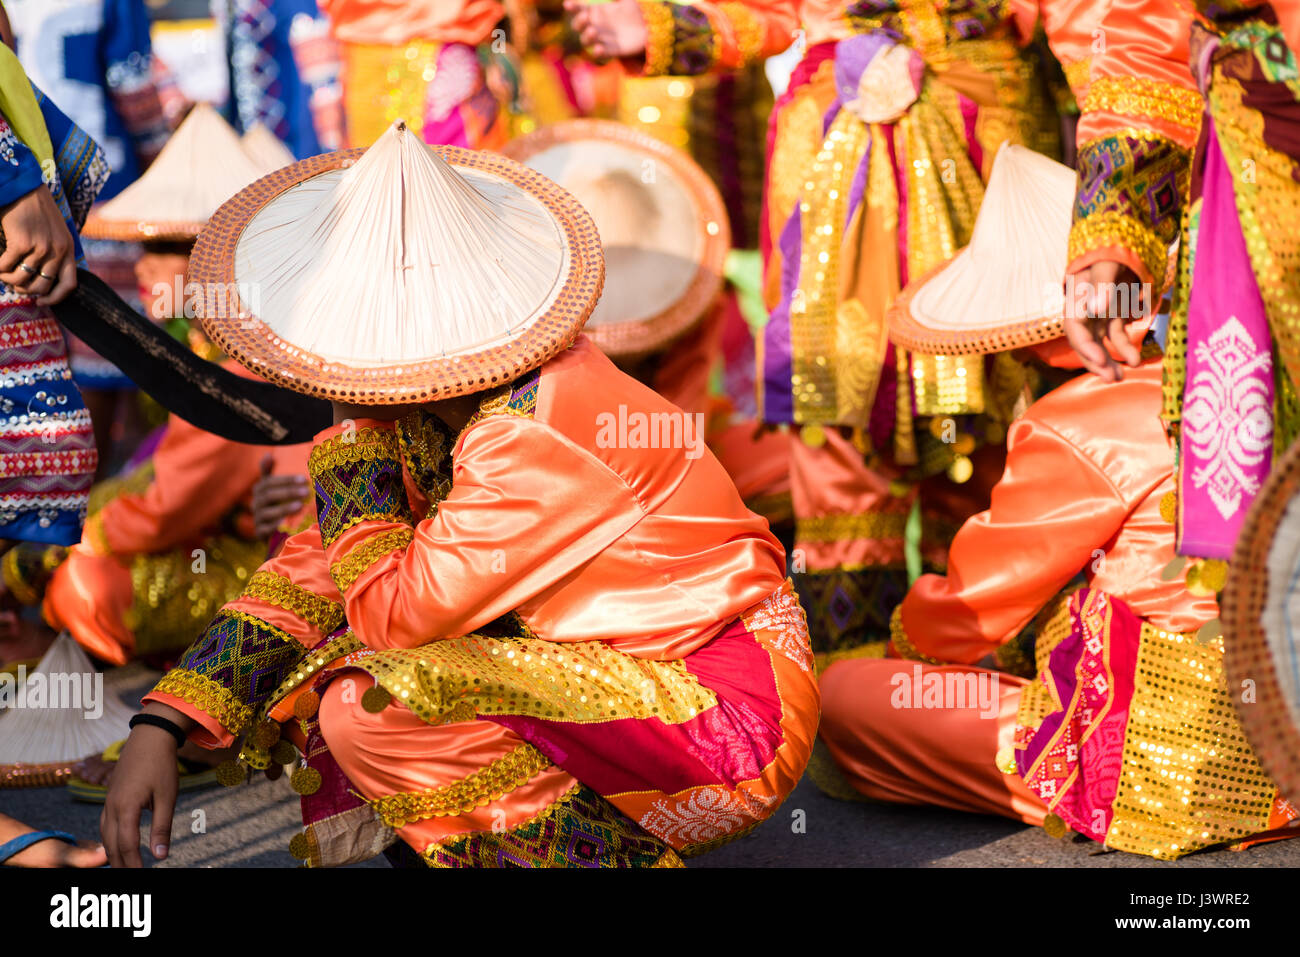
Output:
[796, 511, 909, 545]
[83, 511, 111, 557]
[719, 2, 765, 67]
[244, 570, 345, 634]
[1082, 77, 1203, 137]
[1068, 210, 1169, 287]
[307, 426, 402, 474]
[152, 667, 253, 736]
[638, 0, 675, 76]
[354, 630, 717, 727]
[330, 527, 414, 592]
[888, 605, 943, 665]
[371, 744, 553, 827]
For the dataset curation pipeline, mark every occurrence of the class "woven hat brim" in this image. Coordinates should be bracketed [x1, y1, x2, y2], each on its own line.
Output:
[1222, 435, 1300, 804]
[187, 146, 604, 403]
[888, 257, 1067, 357]
[500, 118, 729, 360]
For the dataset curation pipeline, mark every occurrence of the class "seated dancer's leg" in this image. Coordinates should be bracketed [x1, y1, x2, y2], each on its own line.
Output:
[819, 658, 1046, 826]
[318, 679, 680, 867]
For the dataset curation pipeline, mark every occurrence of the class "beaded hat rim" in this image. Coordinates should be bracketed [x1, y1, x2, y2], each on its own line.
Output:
[187, 144, 605, 404]
[500, 118, 730, 360]
[1222, 434, 1300, 804]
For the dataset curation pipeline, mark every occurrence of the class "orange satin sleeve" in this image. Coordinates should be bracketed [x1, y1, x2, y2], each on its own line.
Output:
[1075, 0, 1199, 149]
[637, 0, 800, 76]
[897, 411, 1130, 665]
[317, 0, 504, 45]
[82, 417, 265, 560]
[318, 417, 646, 652]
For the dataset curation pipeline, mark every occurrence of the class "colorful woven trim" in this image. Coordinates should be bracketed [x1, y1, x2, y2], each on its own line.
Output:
[1072, 130, 1189, 283]
[310, 426, 412, 547]
[243, 570, 345, 635]
[371, 744, 554, 827]
[636, 0, 717, 76]
[329, 527, 414, 593]
[163, 609, 303, 734]
[419, 782, 671, 868]
[463, 367, 541, 432]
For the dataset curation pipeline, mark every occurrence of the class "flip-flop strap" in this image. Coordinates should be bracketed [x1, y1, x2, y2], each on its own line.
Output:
[0, 829, 77, 864]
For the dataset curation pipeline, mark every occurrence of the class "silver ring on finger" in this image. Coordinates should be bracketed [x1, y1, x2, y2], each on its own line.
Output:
[18, 262, 36, 275]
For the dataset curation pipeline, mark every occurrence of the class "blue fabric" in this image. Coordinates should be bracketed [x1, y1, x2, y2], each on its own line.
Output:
[14, 0, 158, 201]
[0, 829, 77, 864]
[0, 127, 45, 209]
[229, 0, 336, 159]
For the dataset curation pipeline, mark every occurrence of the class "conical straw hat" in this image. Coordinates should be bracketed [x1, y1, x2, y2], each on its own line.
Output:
[187, 120, 603, 403]
[889, 143, 1080, 356]
[501, 119, 729, 358]
[0, 633, 135, 787]
[1222, 435, 1300, 803]
[240, 123, 297, 173]
[83, 103, 272, 242]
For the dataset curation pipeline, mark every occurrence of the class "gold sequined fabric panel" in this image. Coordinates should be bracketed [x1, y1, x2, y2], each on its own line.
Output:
[790, 111, 871, 424]
[351, 632, 718, 727]
[1106, 625, 1277, 859]
[126, 535, 266, 656]
[340, 40, 444, 147]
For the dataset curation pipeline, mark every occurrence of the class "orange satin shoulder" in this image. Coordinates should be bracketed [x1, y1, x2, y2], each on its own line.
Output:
[899, 359, 1216, 664]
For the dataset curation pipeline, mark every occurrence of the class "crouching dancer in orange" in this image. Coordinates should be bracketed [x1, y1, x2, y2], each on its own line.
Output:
[100, 120, 818, 868]
[818, 145, 1300, 860]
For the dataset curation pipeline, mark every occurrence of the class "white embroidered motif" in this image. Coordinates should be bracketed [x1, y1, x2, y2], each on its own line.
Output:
[743, 585, 813, 673]
[1182, 316, 1273, 521]
[639, 787, 777, 845]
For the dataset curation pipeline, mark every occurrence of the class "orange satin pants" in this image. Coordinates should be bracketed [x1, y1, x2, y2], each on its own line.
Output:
[818, 657, 1047, 825]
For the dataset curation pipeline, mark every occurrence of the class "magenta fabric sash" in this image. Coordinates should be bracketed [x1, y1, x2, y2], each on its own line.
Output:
[1016, 589, 1140, 842]
[1178, 117, 1274, 559]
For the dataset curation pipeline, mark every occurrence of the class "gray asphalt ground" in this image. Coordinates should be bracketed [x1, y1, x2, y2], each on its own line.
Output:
[4, 663, 1299, 868]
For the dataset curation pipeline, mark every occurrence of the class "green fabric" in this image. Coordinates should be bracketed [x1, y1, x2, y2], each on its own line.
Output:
[725, 248, 769, 334]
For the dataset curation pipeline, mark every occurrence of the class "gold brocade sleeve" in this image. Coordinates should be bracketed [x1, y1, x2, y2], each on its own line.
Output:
[636, 0, 798, 76]
[314, 414, 647, 652]
[1064, 0, 1199, 287]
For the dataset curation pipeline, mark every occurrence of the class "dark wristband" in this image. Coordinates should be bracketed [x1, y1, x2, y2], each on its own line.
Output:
[129, 713, 187, 748]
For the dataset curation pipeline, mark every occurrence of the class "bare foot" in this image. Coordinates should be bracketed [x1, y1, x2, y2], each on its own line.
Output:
[0, 814, 106, 868]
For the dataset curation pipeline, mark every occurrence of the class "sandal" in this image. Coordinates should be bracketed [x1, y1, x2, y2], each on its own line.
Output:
[66, 739, 220, 804]
[0, 829, 76, 865]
